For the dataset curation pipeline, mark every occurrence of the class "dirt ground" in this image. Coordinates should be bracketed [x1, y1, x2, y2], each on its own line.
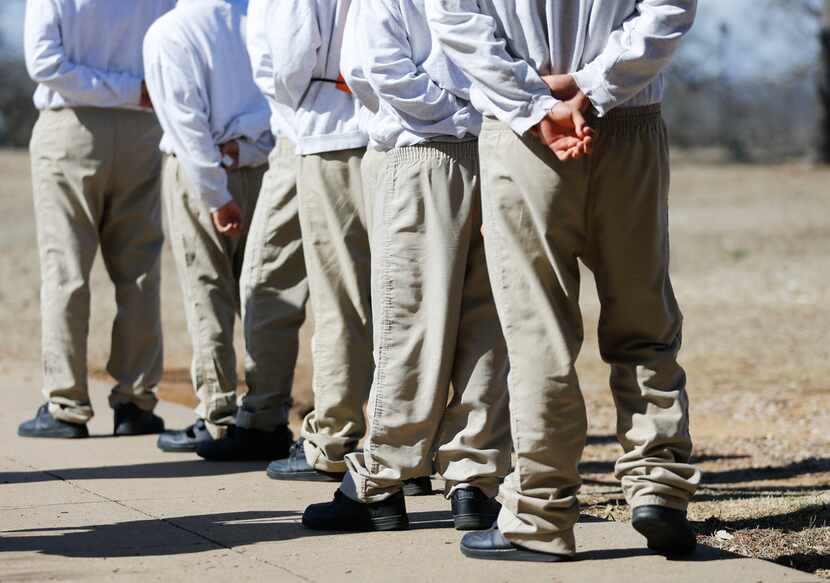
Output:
[1, 149, 828, 577]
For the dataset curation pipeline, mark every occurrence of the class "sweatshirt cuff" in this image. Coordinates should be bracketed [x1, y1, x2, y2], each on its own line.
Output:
[122, 76, 144, 108]
[202, 189, 234, 213]
[509, 94, 558, 137]
[572, 65, 616, 117]
[237, 139, 269, 169]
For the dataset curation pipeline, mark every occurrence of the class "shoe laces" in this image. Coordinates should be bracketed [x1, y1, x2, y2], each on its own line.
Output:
[289, 437, 306, 459]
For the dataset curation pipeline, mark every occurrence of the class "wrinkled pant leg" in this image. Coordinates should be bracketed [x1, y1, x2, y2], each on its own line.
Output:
[239, 139, 309, 431]
[163, 156, 245, 430]
[480, 119, 590, 557]
[584, 108, 700, 510]
[102, 111, 164, 413]
[31, 108, 111, 424]
[435, 166, 512, 499]
[297, 148, 372, 473]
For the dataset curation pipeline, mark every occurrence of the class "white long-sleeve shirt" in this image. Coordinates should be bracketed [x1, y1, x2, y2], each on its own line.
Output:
[143, 0, 273, 211]
[265, 0, 367, 155]
[341, 0, 380, 139]
[24, 0, 174, 110]
[343, 0, 479, 151]
[426, 0, 697, 135]
[246, 0, 297, 142]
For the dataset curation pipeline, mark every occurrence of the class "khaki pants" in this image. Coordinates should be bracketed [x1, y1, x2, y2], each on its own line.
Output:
[163, 155, 265, 430]
[360, 146, 387, 244]
[31, 108, 164, 425]
[297, 147, 373, 474]
[478, 108, 700, 556]
[237, 138, 309, 431]
[343, 141, 511, 502]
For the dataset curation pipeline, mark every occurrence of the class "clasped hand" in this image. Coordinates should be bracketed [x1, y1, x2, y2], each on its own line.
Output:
[211, 141, 244, 237]
[532, 74, 594, 161]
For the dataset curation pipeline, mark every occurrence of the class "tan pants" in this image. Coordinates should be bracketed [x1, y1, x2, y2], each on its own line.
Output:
[237, 138, 309, 431]
[343, 141, 512, 502]
[360, 146, 387, 245]
[31, 108, 164, 424]
[297, 147, 373, 474]
[478, 108, 700, 556]
[163, 155, 264, 430]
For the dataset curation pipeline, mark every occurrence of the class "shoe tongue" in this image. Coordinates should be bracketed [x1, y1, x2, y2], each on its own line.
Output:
[290, 438, 305, 458]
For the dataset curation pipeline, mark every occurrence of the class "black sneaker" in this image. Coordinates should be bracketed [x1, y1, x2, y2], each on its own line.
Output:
[196, 425, 293, 461]
[113, 403, 165, 436]
[451, 488, 501, 531]
[266, 438, 345, 481]
[157, 419, 214, 452]
[402, 476, 433, 496]
[632, 505, 697, 555]
[460, 526, 571, 562]
[18, 404, 89, 439]
[303, 489, 409, 532]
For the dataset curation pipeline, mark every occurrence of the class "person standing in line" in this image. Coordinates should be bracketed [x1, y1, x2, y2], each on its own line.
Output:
[223, 0, 311, 458]
[18, 0, 174, 439]
[426, 0, 701, 561]
[258, 0, 431, 496]
[144, 0, 293, 460]
[302, 0, 513, 533]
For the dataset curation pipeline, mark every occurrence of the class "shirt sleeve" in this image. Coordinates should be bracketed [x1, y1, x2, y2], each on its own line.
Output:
[246, 0, 276, 105]
[237, 132, 273, 168]
[571, 0, 697, 115]
[266, 0, 320, 110]
[341, 1, 379, 114]
[362, 0, 471, 138]
[426, 0, 557, 136]
[143, 30, 232, 211]
[24, 0, 143, 108]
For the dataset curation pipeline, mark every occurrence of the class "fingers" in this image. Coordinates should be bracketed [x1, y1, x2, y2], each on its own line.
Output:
[572, 108, 587, 139]
[537, 118, 560, 146]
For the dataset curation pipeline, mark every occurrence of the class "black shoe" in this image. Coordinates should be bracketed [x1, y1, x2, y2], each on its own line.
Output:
[113, 403, 165, 436]
[460, 526, 571, 562]
[632, 505, 697, 555]
[451, 488, 501, 531]
[18, 404, 89, 439]
[303, 489, 409, 532]
[196, 424, 293, 461]
[266, 438, 346, 481]
[402, 476, 433, 496]
[157, 419, 214, 452]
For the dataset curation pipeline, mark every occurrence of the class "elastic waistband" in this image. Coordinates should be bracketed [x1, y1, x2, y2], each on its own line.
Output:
[587, 104, 662, 129]
[387, 139, 478, 164]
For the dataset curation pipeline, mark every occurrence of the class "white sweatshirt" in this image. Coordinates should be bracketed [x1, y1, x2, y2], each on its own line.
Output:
[342, 0, 479, 151]
[340, 0, 379, 139]
[265, 0, 367, 155]
[426, 0, 697, 135]
[246, 0, 297, 142]
[143, 0, 273, 211]
[24, 0, 174, 110]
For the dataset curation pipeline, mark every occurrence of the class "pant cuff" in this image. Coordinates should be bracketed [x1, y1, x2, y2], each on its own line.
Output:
[341, 452, 403, 503]
[302, 438, 347, 474]
[47, 401, 93, 425]
[497, 511, 577, 556]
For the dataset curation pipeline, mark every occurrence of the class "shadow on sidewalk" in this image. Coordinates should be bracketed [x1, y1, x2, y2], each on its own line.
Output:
[0, 460, 268, 484]
[0, 510, 721, 564]
[0, 510, 455, 558]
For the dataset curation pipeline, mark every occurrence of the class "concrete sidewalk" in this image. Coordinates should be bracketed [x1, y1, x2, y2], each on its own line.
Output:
[0, 369, 820, 582]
